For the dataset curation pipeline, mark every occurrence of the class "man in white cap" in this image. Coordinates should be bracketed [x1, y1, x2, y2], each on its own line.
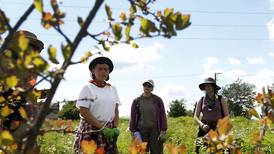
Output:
[130, 79, 167, 154]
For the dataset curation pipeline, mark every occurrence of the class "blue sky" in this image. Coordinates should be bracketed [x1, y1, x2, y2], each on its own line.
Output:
[1, 0, 274, 117]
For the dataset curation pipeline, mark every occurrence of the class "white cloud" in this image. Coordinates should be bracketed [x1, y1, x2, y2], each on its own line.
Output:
[246, 57, 265, 64]
[242, 68, 274, 91]
[201, 57, 223, 79]
[157, 84, 189, 108]
[267, 17, 274, 41]
[269, 52, 274, 57]
[223, 70, 247, 79]
[271, 0, 274, 9]
[100, 42, 164, 72]
[203, 57, 218, 70]
[227, 57, 241, 65]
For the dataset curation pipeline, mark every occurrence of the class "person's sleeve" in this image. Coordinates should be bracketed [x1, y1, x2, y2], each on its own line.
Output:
[129, 100, 137, 132]
[113, 86, 121, 105]
[159, 97, 167, 131]
[76, 85, 91, 109]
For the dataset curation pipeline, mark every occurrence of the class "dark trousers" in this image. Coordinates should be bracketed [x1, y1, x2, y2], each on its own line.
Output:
[140, 129, 163, 154]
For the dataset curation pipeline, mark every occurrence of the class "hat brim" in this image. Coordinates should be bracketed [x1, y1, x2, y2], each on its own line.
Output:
[89, 57, 114, 73]
[199, 83, 221, 91]
[28, 37, 44, 51]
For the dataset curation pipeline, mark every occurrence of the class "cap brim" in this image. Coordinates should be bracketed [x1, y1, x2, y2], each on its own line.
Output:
[143, 82, 153, 87]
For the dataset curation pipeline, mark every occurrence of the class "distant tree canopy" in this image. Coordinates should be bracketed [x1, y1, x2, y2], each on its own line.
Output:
[59, 101, 79, 120]
[220, 79, 256, 117]
[168, 99, 188, 117]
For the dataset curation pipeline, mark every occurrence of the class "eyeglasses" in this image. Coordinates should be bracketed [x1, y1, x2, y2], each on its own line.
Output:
[143, 84, 153, 88]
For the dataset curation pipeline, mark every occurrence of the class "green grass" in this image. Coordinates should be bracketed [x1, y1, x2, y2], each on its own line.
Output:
[37, 117, 274, 154]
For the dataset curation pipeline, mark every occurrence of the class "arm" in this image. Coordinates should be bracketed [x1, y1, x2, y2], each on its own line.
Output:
[221, 97, 229, 117]
[79, 107, 103, 129]
[114, 104, 119, 127]
[129, 100, 137, 132]
[159, 98, 167, 131]
[194, 99, 204, 128]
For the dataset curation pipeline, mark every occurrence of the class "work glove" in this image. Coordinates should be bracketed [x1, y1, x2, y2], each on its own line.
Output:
[102, 128, 120, 140]
[158, 131, 166, 142]
[201, 124, 210, 132]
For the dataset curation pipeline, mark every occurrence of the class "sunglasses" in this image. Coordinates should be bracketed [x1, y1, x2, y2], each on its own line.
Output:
[143, 83, 153, 88]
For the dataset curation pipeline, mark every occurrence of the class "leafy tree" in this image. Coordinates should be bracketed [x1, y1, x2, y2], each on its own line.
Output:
[220, 79, 256, 117]
[59, 101, 79, 120]
[168, 99, 187, 117]
[0, 0, 191, 152]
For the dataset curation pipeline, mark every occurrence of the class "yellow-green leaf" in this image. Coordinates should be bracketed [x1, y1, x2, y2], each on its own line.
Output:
[0, 96, 5, 103]
[80, 51, 92, 63]
[140, 18, 157, 35]
[164, 8, 174, 17]
[1, 130, 14, 145]
[130, 4, 137, 15]
[125, 24, 132, 43]
[19, 107, 28, 119]
[119, 12, 127, 21]
[1, 106, 11, 117]
[105, 4, 113, 21]
[48, 45, 59, 64]
[18, 32, 29, 51]
[175, 14, 191, 30]
[248, 108, 260, 118]
[6, 75, 18, 88]
[24, 54, 33, 68]
[34, 0, 43, 13]
[111, 23, 122, 40]
[77, 16, 84, 27]
[61, 44, 72, 61]
[132, 42, 139, 48]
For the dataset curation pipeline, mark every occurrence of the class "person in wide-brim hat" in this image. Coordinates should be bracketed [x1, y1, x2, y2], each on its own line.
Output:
[89, 56, 114, 73]
[199, 77, 221, 91]
[9, 30, 44, 52]
[74, 55, 120, 153]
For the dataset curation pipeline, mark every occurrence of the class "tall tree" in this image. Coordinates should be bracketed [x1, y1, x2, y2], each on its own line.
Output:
[220, 79, 256, 117]
[168, 99, 187, 117]
[0, 0, 191, 153]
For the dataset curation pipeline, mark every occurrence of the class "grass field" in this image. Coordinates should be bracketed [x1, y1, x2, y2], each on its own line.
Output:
[37, 116, 274, 154]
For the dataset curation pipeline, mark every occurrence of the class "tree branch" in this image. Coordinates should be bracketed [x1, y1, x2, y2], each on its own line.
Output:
[23, 0, 105, 152]
[0, 4, 35, 55]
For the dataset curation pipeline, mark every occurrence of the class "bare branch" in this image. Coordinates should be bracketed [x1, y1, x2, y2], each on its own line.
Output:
[53, 26, 72, 45]
[0, 4, 35, 55]
[24, 0, 105, 151]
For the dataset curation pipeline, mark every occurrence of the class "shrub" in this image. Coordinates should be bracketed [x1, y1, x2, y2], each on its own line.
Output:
[59, 101, 80, 120]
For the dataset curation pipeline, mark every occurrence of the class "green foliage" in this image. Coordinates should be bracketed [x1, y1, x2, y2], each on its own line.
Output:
[58, 101, 79, 120]
[220, 79, 256, 117]
[168, 99, 187, 117]
[38, 117, 274, 153]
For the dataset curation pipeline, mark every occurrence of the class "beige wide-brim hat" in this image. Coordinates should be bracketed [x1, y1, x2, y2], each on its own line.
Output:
[13, 30, 44, 51]
[199, 77, 221, 91]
